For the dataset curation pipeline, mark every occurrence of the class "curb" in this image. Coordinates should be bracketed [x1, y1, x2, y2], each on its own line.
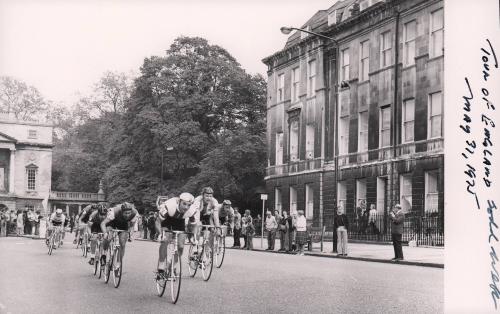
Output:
[226, 247, 444, 269]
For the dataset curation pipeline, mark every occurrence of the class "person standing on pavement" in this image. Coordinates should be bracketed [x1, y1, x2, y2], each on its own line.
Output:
[295, 210, 307, 256]
[232, 207, 242, 248]
[245, 210, 254, 250]
[390, 204, 405, 261]
[16, 210, 24, 236]
[368, 204, 380, 237]
[241, 214, 247, 249]
[278, 211, 287, 251]
[0, 209, 7, 237]
[334, 205, 349, 256]
[265, 211, 277, 250]
[284, 211, 293, 252]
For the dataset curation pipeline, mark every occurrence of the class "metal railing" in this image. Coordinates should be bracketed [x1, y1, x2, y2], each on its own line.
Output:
[266, 157, 323, 176]
[50, 191, 104, 202]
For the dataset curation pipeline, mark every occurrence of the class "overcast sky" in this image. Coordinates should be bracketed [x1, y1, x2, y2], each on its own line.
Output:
[0, 0, 336, 105]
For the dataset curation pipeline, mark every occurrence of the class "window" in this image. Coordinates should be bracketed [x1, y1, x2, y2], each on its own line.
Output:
[430, 9, 444, 57]
[339, 116, 349, 154]
[275, 133, 284, 165]
[305, 125, 315, 159]
[400, 174, 412, 212]
[341, 48, 350, 81]
[305, 184, 314, 219]
[359, 40, 370, 81]
[290, 186, 297, 214]
[28, 129, 37, 139]
[290, 121, 299, 161]
[26, 166, 37, 191]
[428, 92, 442, 138]
[376, 177, 386, 213]
[337, 181, 347, 211]
[380, 31, 392, 67]
[275, 188, 282, 212]
[402, 99, 415, 143]
[425, 171, 439, 213]
[277, 73, 285, 103]
[380, 106, 391, 147]
[291, 67, 300, 102]
[358, 111, 368, 152]
[307, 60, 316, 97]
[327, 10, 337, 26]
[404, 20, 416, 66]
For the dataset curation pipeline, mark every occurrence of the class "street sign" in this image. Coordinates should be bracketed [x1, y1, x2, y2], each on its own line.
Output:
[260, 194, 268, 200]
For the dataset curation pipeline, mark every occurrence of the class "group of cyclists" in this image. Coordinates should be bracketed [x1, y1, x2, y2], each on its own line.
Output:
[44, 186, 235, 302]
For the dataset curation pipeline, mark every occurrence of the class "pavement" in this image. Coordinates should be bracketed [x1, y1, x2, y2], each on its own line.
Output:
[131, 232, 444, 268]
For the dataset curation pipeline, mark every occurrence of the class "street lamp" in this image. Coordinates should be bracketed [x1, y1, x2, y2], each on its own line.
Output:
[280, 26, 341, 253]
[160, 146, 174, 196]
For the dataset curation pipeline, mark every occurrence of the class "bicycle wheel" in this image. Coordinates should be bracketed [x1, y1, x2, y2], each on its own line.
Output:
[170, 252, 181, 304]
[187, 244, 198, 277]
[104, 249, 112, 284]
[215, 235, 225, 268]
[201, 243, 213, 281]
[93, 244, 99, 276]
[48, 235, 54, 255]
[156, 265, 167, 297]
[112, 247, 122, 288]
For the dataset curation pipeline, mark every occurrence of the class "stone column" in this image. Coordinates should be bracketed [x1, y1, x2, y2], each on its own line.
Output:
[78, 204, 82, 214]
[9, 149, 15, 193]
[66, 204, 69, 216]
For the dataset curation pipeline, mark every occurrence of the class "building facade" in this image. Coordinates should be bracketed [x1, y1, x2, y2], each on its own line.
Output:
[262, 0, 444, 245]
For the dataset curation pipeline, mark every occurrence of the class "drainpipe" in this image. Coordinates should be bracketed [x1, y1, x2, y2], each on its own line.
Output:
[333, 43, 340, 253]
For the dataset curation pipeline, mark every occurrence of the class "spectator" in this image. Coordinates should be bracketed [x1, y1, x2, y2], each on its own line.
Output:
[254, 214, 262, 236]
[265, 211, 277, 250]
[390, 204, 405, 261]
[245, 210, 254, 250]
[35, 210, 42, 236]
[278, 211, 287, 251]
[368, 204, 380, 236]
[147, 212, 156, 240]
[142, 213, 149, 239]
[232, 207, 242, 248]
[28, 208, 37, 235]
[0, 209, 7, 237]
[23, 210, 30, 235]
[334, 205, 349, 256]
[284, 211, 294, 252]
[295, 210, 307, 256]
[16, 210, 24, 236]
[290, 212, 298, 252]
[241, 215, 247, 249]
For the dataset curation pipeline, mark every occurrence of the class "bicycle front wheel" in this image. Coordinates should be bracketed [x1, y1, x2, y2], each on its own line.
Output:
[170, 252, 181, 304]
[48, 235, 54, 255]
[215, 236, 225, 268]
[93, 245, 99, 276]
[112, 247, 122, 288]
[187, 244, 198, 277]
[201, 243, 213, 281]
[104, 249, 112, 284]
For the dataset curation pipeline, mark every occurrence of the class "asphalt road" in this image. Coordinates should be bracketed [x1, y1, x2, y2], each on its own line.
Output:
[0, 237, 443, 314]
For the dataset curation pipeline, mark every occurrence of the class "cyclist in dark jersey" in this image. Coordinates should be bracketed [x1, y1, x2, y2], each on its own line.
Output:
[156, 193, 197, 276]
[87, 204, 108, 265]
[218, 200, 235, 237]
[189, 187, 221, 247]
[100, 202, 138, 266]
[74, 204, 97, 245]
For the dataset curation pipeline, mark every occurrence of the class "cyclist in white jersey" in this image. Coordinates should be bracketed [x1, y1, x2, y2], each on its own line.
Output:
[47, 209, 66, 247]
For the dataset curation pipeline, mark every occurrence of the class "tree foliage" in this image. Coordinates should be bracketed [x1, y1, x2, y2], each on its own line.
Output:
[0, 76, 48, 121]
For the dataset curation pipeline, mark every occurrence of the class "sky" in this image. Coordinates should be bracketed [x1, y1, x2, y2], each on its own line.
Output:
[0, 0, 337, 105]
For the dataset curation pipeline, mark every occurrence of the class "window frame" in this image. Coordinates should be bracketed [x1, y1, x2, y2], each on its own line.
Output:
[380, 31, 392, 68]
[358, 111, 368, 152]
[305, 184, 314, 219]
[428, 92, 443, 139]
[379, 106, 391, 148]
[307, 59, 316, 97]
[291, 66, 300, 103]
[359, 40, 370, 82]
[429, 8, 444, 58]
[402, 99, 415, 143]
[26, 166, 38, 191]
[341, 48, 350, 82]
[289, 120, 300, 161]
[403, 20, 417, 66]
[277, 73, 285, 103]
[275, 132, 284, 165]
[425, 171, 439, 213]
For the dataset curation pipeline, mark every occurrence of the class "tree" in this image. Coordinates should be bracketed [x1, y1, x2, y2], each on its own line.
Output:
[0, 76, 48, 121]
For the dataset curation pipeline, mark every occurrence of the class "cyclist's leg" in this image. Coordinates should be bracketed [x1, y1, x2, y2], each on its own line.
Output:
[158, 233, 171, 271]
[118, 231, 128, 261]
[101, 227, 112, 262]
[89, 234, 97, 261]
[176, 233, 186, 263]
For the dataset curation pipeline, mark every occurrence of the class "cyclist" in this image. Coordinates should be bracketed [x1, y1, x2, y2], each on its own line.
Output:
[218, 200, 235, 237]
[47, 209, 66, 247]
[99, 202, 138, 267]
[156, 193, 197, 277]
[87, 204, 108, 265]
[74, 204, 98, 245]
[189, 187, 221, 247]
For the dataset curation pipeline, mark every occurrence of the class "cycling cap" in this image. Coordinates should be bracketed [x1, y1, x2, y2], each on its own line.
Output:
[179, 192, 195, 203]
[56, 208, 63, 214]
[222, 200, 231, 205]
[121, 202, 134, 211]
[202, 187, 214, 195]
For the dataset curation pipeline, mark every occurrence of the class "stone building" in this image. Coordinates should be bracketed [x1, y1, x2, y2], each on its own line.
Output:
[262, 0, 444, 245]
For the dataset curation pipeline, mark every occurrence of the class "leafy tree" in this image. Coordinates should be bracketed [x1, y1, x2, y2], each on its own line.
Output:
[0, 76, 48, 121]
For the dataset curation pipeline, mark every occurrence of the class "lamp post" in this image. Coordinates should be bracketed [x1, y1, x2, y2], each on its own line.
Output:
[280, 26, 340, 253]
[160, 146, 174, 196]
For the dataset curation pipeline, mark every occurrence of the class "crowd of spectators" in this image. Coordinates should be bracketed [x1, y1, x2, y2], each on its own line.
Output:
[0, 208, 43, 237]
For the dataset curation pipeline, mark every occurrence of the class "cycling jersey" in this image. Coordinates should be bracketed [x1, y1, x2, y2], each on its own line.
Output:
[79, 205, 94, 224]
[105, 205, 138, 230]
[218, 205, 234, 224]
[50, 213, 66, 226]
[159, 197, 197, 231]
[190, 195, 219, 225]
[88, 211, 107, 233]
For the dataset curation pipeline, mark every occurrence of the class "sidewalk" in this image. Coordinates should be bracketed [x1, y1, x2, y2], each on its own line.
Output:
[133, 234, 443, 268]
[227, 236, 444, 268]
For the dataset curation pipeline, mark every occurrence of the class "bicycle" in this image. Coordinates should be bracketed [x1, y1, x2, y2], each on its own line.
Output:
[104, 229, 125, 288]
[154, 229, 187, 304]
[81, 229, 90, 258]
[47, 226, 63, 255]
[92, 233, 104, 278]
[214, 225, 226, 268]
[187, 225, 215, 281]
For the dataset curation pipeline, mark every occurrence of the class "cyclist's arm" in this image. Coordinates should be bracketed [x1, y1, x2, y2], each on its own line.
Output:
[213, 208, 220, 228]
[88, 211, 97, 228]
[78, 211, 87, 225]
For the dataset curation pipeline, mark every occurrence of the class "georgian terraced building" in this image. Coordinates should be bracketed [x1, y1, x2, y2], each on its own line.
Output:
[262, 0, 444, 245]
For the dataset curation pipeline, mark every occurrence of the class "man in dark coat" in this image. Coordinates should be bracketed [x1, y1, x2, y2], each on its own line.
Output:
[390, 204, 405, 260]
